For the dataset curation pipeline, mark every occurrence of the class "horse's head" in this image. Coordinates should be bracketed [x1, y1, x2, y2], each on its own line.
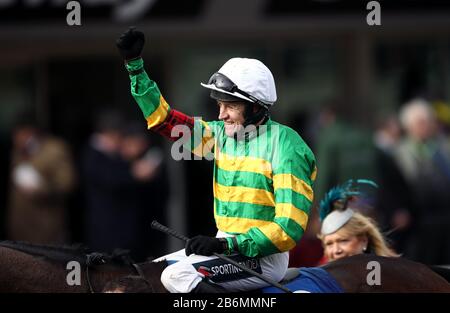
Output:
[0, 241, 168, 293]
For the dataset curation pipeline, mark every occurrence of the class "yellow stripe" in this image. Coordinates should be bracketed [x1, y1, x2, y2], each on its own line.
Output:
[214, 215, 272, 233]
[310, 166, 317, 182]
[275, 203, 309, 230]
[192, 137, 215, 157]
[215, 214, 297, 252]
[216, 151, 272, 179]
[273, 173, 313, 202]
[146, 95, 170, 129]
[214, 182, 275, 207]
[192, 120, 215, 157]
[258, 223, 296, 252]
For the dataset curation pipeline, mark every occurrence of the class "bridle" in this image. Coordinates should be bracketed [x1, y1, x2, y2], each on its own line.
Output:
[131, 263, 154, 292]
[85, 252, 154, 293]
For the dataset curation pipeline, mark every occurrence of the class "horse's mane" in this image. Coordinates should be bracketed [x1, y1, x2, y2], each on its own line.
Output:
[0, 240, 133, 266]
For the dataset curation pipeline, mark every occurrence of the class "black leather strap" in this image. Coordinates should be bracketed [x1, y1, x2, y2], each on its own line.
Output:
[218, 238, 229, 252]
[231, 237, 239, 252]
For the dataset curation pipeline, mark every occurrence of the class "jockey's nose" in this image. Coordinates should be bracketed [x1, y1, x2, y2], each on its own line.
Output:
[218, 104, 229, 121]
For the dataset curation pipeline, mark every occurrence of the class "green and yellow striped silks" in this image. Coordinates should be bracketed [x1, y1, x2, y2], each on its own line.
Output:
[127, 59, 218, 157]
[213, 121, 316, 257]
[189, 120, 215, 158]
[126, 58, 317, 258]
[126, 58, 171, 129]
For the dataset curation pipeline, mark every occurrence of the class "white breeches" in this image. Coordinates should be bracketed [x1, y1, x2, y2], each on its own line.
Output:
[153, 231, 289, 293]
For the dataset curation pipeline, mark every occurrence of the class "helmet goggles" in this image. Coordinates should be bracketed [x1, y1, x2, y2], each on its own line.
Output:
[208, 72, 270, 110]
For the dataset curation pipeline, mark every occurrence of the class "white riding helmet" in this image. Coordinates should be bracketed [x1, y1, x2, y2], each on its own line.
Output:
[201, 57, 277, 108]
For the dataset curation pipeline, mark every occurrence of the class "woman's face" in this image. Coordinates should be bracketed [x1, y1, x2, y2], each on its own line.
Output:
[323, 231, 368, 262]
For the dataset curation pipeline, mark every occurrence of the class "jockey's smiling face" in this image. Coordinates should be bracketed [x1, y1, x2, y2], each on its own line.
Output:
[217, 100, 246, 137]
[323, 231, 368, 262]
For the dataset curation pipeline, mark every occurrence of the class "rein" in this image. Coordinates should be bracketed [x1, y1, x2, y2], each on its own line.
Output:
[85, 253, 154, 293]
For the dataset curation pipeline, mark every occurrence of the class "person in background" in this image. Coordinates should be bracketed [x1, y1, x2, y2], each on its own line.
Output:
[7, 112, 76, 244]
[82, 113, 168, 261]
[373, 114, 414, 255]
[394, 99, 450, 264]
[82, 111, 128, 254]
[119, 121, 169, 259]
[313, 103, 378, 210]
[317, 179, 399, 263]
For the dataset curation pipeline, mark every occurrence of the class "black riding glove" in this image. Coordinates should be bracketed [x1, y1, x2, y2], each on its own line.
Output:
[116, 27, 145, 61]
[185, 236, 229, 256]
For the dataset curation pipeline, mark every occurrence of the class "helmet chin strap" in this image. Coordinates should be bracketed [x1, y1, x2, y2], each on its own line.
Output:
[232, 103, 269, 141]
[243, 102, 269, 127]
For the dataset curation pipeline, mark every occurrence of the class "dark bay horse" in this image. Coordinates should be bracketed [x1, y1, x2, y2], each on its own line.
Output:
[0, 241, 449, 292]
[0, 241, 167, 293]
[321, 254, 450, 292]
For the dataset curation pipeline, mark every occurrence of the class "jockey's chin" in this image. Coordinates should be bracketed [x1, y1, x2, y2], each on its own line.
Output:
[224, 122, 244, 137]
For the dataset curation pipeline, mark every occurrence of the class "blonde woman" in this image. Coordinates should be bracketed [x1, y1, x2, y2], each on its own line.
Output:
[318, 179, 399, 263]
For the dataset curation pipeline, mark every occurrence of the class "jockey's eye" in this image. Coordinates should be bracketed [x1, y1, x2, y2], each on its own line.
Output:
[226, 103, 240, 111]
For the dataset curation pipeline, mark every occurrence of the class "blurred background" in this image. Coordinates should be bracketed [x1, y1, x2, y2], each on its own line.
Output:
[0, 0, 449, 265]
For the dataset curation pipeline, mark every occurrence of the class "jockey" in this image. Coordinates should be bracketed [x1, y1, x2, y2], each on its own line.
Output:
[317, 179, 399, 263]
[116, 27, 317, 293]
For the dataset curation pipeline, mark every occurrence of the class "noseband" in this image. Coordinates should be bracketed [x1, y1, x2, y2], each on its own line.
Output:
[85, 252, 154, 293]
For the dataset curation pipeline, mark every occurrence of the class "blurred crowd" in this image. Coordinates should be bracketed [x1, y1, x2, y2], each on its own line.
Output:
[4, 111, 169, 261]
[290, 97, 450, 266]
[2, 97, 450, 265]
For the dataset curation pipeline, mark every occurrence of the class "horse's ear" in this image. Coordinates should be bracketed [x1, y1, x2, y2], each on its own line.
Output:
[86, 252, 107, 266]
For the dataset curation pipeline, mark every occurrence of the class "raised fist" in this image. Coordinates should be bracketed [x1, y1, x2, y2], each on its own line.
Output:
[116, 27, 145, 61]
